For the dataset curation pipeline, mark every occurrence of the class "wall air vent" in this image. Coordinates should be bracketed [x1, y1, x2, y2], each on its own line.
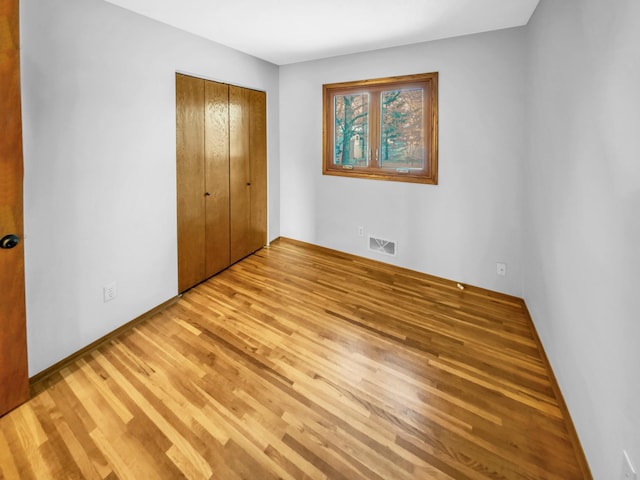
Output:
[368, 236, 397, 256]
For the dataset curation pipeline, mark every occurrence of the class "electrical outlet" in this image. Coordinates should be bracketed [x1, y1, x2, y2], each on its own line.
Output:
[103, 282, 117, 303]
[623, 451, 637, 480]
[496, 262, 507, 277]
[357, 226, 364, 237]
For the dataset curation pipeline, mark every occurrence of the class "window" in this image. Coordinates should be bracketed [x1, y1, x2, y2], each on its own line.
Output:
[323, 72, 438, 184]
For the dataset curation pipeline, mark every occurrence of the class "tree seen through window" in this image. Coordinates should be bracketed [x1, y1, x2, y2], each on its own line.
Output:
[323, 72, 438, 184]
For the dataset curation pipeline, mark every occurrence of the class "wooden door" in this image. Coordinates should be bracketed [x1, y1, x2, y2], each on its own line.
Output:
[229, 86, 267, 263]
[248, 89, 267, 253]
[229, 86, 252, 264]
[176, 74, 206, 292]
[204, 81, 230, 276]
[177, 78, 266, 289]
[0, 0, 30, 416]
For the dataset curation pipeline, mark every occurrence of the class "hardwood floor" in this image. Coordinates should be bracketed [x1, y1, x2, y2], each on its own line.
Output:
[0, 238, 589, 479]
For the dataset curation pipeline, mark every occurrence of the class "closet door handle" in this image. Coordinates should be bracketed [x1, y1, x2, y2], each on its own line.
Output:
[205, 192, 211, 196]
[246, 182, 251, 186]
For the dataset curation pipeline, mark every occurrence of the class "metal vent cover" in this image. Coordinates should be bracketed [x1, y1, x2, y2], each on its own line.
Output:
[368, 236, 397, 256]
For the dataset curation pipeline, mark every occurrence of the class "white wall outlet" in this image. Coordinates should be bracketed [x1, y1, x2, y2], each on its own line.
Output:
[357, 226, 364, 237]
[496, 262, 507, 276]
[623, 451, 637, 480]
[103, 281, 117, 303]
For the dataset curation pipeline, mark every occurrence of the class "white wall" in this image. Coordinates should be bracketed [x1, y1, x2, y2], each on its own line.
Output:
[524, 0, 640, 478]
[21, 0, 639, 475]
[280, 28, 526, 296]
[20, 0, 280, 375]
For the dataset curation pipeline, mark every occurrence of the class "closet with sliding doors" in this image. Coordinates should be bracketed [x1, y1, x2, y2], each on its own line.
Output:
[176, 73, 267, 293]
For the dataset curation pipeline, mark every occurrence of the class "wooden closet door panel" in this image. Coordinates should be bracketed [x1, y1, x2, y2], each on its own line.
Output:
[204, 81, 230, 276]
[249, 89, 267, 252]
[176, 74, 206, 292]
[229, 85, 251, 264]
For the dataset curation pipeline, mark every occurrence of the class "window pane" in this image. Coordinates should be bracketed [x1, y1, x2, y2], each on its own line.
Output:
[380, 88, 424, 170]
[334, 93, 369, 166]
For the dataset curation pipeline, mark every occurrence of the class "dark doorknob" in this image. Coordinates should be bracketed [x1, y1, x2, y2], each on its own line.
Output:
[1, 234, 20, 249]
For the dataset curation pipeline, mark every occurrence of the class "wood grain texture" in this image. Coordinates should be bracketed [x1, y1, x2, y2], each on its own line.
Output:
[176, 74, 206, 292]
[0, 0, 29, 416]
[3, 239, 590, 479]
[204, 80, 230, 277]
[229, 85, 252, 264]
[177, 77, 266, 291]
[28, 296, 180, 387]
[248, 89, 267, 253]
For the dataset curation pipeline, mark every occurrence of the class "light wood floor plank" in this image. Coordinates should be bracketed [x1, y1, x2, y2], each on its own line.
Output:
[1, 238, 589, 479]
